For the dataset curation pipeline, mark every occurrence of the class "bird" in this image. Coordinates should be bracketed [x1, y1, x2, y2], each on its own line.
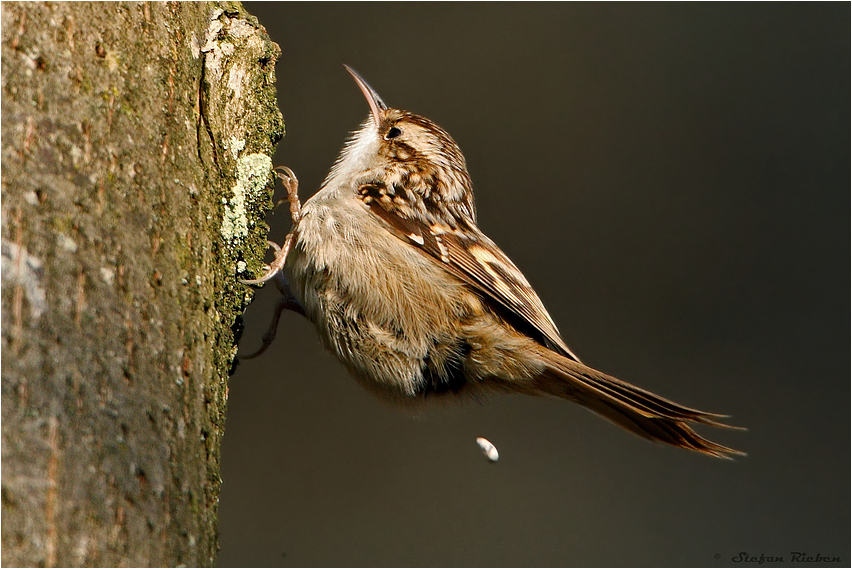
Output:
[243, 65, 743, 459]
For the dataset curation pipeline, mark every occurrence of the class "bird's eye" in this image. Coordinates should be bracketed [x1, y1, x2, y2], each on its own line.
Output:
[385, 126, 401, 140]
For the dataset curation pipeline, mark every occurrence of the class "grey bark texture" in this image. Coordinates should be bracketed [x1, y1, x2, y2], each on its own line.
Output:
[1, 2, 283, 566]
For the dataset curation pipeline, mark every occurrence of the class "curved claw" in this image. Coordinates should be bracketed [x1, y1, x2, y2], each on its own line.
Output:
[274, 165, 298, 186]
[239, 239, 287, 285]
[241, 167, 301, 286]
[273, 197, 290, 212]
[273, 165, 302, 225]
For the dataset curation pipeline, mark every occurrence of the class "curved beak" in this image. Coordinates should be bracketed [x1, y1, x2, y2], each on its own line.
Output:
[343, 64, 387, 127]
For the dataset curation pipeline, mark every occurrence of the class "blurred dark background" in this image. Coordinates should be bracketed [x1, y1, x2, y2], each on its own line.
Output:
[218, 3, 849, 566]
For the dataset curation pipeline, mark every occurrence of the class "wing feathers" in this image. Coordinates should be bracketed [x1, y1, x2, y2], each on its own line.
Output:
[360, 181, 580, 361]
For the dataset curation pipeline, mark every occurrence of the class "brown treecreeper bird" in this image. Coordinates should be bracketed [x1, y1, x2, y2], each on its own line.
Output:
[244, 65, 743, 459]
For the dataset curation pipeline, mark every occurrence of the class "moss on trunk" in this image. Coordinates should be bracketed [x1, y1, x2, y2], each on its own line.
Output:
[1, 2, 282, 565]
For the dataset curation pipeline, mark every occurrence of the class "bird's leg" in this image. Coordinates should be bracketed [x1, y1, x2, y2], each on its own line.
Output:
[239, 166, 306, 358]
[273, 165, 302, 226]
[240, 271, 306, 359]
[240, 166, 302, 285]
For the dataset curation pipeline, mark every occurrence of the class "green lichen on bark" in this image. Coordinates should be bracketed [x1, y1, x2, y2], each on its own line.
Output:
[1, 2, 282, 566]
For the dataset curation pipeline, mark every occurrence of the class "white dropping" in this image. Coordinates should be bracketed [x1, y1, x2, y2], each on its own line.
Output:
[476, 437, 499, 462]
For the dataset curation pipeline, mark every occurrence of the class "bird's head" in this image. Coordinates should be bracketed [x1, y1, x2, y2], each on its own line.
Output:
[326, 65, 474, 217]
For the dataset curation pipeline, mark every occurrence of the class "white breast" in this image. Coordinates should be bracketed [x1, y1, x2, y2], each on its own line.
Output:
[285, 191, 476, 399]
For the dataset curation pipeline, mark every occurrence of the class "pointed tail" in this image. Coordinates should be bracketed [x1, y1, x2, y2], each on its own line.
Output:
[522, 347, 745, 458]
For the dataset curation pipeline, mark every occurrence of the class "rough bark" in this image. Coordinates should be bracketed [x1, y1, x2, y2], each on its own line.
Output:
[1, 2, 282, 566]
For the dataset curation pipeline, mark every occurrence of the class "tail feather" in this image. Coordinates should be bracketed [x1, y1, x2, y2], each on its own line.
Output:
[530, 348, 744, 459]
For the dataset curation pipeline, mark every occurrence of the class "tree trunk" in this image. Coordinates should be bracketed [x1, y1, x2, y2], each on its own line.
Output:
[1, 2, 282, 565]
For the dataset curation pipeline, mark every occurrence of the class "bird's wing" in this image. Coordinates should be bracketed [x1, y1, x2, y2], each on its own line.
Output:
[358, 182, 581, 362]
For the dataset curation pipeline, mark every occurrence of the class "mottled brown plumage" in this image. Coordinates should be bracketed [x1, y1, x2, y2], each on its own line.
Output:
[245, 66, 743, 459]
